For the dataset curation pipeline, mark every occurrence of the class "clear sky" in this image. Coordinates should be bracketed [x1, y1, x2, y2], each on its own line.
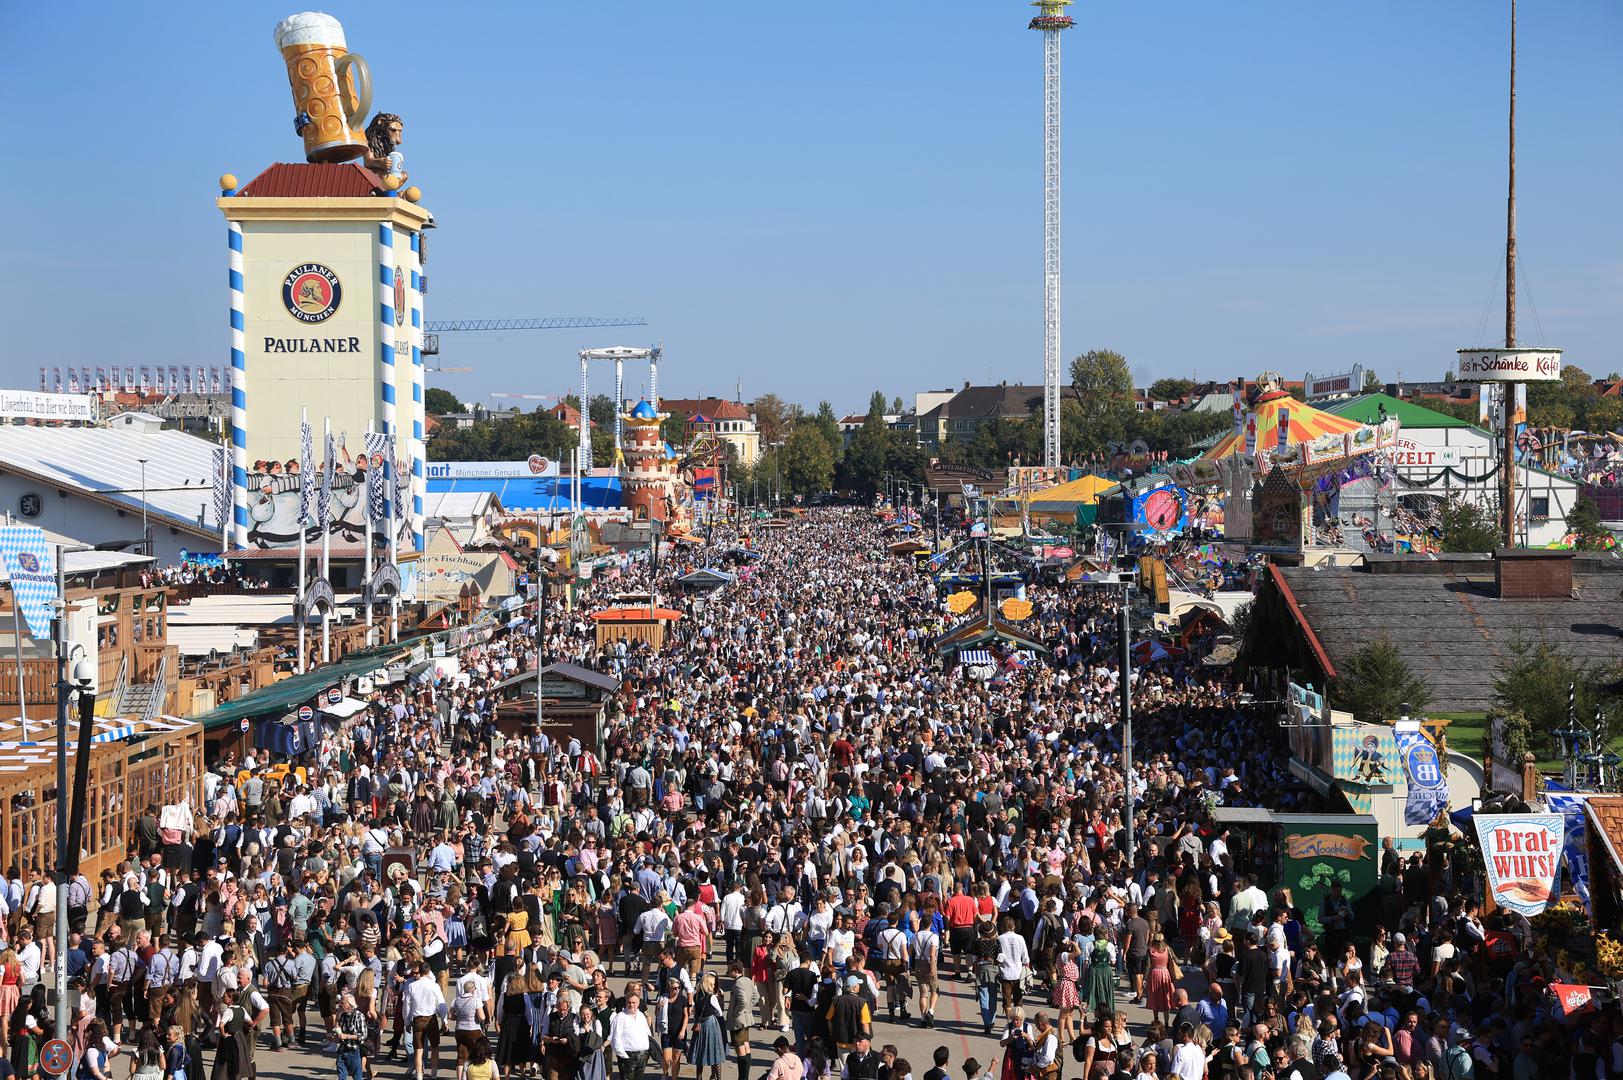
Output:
[2, 2, 1618, 415]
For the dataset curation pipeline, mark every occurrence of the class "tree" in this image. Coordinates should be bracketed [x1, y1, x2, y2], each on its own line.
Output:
[424, 387, 461, 415]
[588, 394, 618, 432]
[1334, 638, 1431, 724]
[1493, 639, 1622, 760]
[868, 390, 889, 417]
[1148, 378, 1195, 402]
[750, 393, 793, 447]
[1069, 349, 1134, 454]
[660, 411, 687, 447]
[780, 424, 834, 495]
[891, 396, 905, 415]
[1362, 369, 1382, 391]
[1440, 497, 1500, 552]
[428, 406, 576, 462]
[813, 402, 843, 461]
[1567, 494, 1610, 550]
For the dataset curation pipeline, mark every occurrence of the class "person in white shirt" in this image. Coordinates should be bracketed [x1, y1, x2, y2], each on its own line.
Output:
[1169, 1024, 1205, 1080]
[718, 884, 747, 966]
[15, 930, 41, 990]
[995, 917, 1031, 1019]
[607, 990, 653, 1080]
[401, 963, 448, 1080]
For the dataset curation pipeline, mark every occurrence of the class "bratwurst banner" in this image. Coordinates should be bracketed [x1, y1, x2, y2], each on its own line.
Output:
[1473, 813, 1564, 917]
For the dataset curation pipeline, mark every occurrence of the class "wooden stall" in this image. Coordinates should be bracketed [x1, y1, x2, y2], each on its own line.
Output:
[591, 606, 683, 650]
[0, 717, 204, 880]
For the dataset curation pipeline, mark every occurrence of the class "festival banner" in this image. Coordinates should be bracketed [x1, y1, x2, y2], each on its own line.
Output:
[1551, 983, 1595, 1017]
[1473, 813, 1562, 916]
[0, 526, 58, 639]
[1394, 727, 1449, 825]
[1544, 789, 1592, 908]
[211, 446, 230, 531]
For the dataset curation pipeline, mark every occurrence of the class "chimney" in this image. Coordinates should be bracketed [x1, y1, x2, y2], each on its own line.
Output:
[1494, 548, 1573, 600]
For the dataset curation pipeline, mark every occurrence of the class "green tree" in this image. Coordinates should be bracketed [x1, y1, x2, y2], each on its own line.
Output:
[891, 395, 905, 415]
[1069, 349, 1134, 454]
[1440, 498, 1501, 552]
[660, 410, 687, 447]
[1334, 637, 1431, 724]
[813, 401, 843, 461]
[780, 424, 834, 495]
[589, 394, 618, 432]
[428, 405, 577, 462]
[868, 390, 889, 417]
[1493, 639, 1622, 759]
[840, 405, 893, 495]
[750, 393, 793, 447]
[1362, 369, 1382, 391]
[1566, 494, 1610, 550]
[424, 387, 462, 415]
[1148, 378, 1195, 402]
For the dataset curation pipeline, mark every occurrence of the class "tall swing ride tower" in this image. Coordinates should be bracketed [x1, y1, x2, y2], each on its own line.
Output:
[1030, 0, 1072, 469]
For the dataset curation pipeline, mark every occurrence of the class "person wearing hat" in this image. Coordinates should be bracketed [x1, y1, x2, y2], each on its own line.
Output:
[828, 976, 871, 1052]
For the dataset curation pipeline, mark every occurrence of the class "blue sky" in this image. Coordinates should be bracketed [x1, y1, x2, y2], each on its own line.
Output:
[2, 2, 1618, 415]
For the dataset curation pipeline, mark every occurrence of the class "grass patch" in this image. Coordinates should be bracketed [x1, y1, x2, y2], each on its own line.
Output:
[1429, 710, 1623, 773]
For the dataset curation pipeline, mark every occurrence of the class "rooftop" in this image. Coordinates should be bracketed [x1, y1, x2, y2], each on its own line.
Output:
[1319, 392, 1471, 430]
[0, 424, 223, 536]
[236, 162, 390, 198]
[1271, 556, 1623, 714]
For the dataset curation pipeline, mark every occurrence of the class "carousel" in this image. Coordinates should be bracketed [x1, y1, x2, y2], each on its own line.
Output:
[1169, 373, 1400, 549]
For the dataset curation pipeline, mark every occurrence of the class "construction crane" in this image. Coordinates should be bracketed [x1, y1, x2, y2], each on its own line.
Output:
[422, 316, 648, 356]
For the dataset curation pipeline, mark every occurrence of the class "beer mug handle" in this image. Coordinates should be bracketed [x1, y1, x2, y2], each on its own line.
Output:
[335, 53, 373, 130]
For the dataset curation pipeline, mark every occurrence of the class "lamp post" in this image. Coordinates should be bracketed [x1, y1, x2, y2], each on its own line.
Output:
[1118, 583, 1136, 875]
[136, 458, 150, 555]
[53, 542, 94, 1039]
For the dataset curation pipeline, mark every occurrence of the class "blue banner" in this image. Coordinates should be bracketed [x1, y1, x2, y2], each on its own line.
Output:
[1394, 727, 1449, 826]
[1544, 789, 1592, 909]
[0, 526, 58, 639]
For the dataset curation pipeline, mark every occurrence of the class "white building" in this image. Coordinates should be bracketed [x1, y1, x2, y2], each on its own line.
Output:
[0, 422, 224, 561]
[1324, 393, 1577, 546]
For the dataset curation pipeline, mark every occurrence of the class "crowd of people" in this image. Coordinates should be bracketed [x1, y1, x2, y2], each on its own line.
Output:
[5, 508, 1617, 1080]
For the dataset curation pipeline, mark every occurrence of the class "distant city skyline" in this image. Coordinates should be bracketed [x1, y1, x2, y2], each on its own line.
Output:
[1, 2, 1619, 415]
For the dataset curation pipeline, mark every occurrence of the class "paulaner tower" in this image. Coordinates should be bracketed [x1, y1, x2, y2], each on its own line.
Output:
[1030, 0, 1072, 469]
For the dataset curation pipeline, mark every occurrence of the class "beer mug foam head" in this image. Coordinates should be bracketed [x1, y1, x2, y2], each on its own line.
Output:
[274, 11, 346, 52]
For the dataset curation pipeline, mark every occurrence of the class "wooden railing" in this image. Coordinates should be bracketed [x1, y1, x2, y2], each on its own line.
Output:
[0, 658, 60, 706]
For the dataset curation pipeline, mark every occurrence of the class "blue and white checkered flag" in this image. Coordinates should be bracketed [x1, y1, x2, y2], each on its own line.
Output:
[364, 430, 389, 523]
[391, 434, 406, 525]
[298, 420, 315, 527]
[211, 446, 229, 529]
[318, 429, 336, 525]
[0, 526, 57, 639]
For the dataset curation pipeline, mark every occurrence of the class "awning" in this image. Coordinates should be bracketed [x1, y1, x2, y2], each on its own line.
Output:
[193, 643, 413, 731]
[321, 696, 370, 719]
[958, 649, 992, 666]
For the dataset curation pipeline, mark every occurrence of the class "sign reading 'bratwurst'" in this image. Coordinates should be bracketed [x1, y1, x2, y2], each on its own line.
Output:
[1474, 813, 1563, 916]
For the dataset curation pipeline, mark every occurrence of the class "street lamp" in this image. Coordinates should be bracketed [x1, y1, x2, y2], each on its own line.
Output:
[136, 458, 150, 555]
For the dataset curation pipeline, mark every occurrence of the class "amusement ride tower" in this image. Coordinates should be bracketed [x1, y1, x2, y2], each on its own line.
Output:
[1030, 0, 1072, 469]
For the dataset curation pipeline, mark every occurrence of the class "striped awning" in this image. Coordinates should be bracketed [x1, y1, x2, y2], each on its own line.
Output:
[1201, 390, 1364, 461]
[959, 649, 993, 666]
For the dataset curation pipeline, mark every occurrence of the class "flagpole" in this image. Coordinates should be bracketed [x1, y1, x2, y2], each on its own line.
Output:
[219, 446, 229, 556]
[298, 408, 308, 676]
[364, 425, 375, 643]
[388, 433, 399, 644]
[321, 416, 332, 665]
[5, 512, 25, 741]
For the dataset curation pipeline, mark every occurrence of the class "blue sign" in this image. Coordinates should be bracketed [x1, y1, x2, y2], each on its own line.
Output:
[0, 526, 57, 639]
[1545, 789, 1592, 909]
[1394, 727, 1449, 826]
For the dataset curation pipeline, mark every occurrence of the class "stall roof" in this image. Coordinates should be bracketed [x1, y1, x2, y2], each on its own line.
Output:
[1211, 807, 1276, 827]
[496, 662, 620, 694]
[193, 644, 410, 730]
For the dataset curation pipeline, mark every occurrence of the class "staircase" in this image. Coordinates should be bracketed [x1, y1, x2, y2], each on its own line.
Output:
[116, 653, 169, 722]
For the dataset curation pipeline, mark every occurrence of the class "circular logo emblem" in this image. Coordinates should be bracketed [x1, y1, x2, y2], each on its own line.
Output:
[369, 452, 385, 469]
[394, 267, 406, 326]
[298, 705, 314, 721]
[16, 553, 39, 573]
[282, 263, 342, 323]
[18, 493, 41, 518]
[328, 687, 342, 705]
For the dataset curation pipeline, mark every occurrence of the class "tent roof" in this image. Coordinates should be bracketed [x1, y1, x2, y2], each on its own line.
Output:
[1318, 392, 1471, 430]
[1201, 390, 1364, 460]
[193, 643, 411, 730]
[1023, 473, 1115, 508]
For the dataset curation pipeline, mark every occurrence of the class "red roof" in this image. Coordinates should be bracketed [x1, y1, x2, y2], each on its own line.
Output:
[661, 398, 751, 422]
[236, 162, 389, 198]
[591, 606, 683, 622]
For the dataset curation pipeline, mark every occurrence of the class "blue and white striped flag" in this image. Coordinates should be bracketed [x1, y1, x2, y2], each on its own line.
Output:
[211, 446, 229, 529]
[318, 428, 336, 524]
[364, 430, 390, 523]
[298, 420, 315, 527]
[0, 526, 57, 639]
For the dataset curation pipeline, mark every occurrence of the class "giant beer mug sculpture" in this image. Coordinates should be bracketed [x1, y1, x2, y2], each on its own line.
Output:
[275, 11, 373, 163]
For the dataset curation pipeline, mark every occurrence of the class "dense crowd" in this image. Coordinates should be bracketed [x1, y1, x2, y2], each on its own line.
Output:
[6, 509, 1617, 1080]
